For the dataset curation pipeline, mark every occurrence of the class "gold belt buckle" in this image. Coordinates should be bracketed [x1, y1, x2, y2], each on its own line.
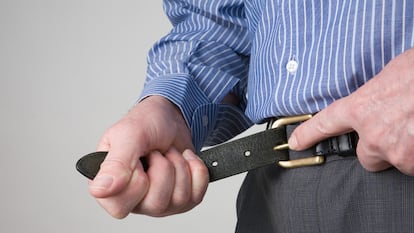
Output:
[271, 114, 325, 168]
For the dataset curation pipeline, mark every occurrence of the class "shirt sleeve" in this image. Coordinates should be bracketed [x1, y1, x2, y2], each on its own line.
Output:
[139, 0, 253, 151]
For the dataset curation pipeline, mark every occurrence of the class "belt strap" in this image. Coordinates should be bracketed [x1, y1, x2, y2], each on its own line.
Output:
[76, 124, 358, 182]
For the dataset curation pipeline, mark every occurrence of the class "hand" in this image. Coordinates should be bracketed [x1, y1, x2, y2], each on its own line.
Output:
[88, 96, 209, 218]
[289, 47, 414, 176]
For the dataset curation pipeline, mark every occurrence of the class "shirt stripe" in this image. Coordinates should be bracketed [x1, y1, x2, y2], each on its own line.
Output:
[141, 0, 414, 149]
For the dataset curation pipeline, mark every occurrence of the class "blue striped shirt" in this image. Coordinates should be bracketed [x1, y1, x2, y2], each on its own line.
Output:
[140, 0, 414, 151]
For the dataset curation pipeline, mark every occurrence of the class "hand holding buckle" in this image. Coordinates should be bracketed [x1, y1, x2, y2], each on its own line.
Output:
[271, 114, 326, 168]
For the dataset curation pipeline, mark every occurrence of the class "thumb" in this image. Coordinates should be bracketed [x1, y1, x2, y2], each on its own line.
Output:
[288, 99, 353, 150]
[89, 134, 148, 198]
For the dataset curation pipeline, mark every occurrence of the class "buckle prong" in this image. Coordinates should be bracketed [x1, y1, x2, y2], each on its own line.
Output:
[273, 143, 289, 151]
[272, 114, 325, 168]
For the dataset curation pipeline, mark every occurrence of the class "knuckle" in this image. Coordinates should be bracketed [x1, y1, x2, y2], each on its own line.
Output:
[100, 158, 129, 171]
[146, 200, 169, 216]
[171, 186, 191, 207]
[314, 119, 332, 137]
[98, 158, 132, 182]
[171, 191, 191, 207]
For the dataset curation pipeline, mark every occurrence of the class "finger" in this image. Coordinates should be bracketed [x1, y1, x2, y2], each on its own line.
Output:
[133, 151, 175, 216]
[165, 148, 192, 209]
[289, 99, 354, 150]
[356, 139, 391, 172]
[182, 149, 209, 205]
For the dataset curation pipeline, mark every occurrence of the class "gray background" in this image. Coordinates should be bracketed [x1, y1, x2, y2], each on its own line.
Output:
[0, 1, 264, 232]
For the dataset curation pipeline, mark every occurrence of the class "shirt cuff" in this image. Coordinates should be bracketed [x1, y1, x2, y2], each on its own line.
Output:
[138, 74, 252, 151]
[139, 74, 216, 151]
[139, 74, 210, 127]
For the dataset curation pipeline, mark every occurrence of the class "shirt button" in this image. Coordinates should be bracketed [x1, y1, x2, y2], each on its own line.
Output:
[286, 59, 298, 74]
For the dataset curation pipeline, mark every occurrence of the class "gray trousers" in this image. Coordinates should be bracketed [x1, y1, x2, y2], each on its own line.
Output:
[235, 154, 414, 233]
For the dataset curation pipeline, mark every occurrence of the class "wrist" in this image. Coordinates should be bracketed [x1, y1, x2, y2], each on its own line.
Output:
[138, 95, 189, 130]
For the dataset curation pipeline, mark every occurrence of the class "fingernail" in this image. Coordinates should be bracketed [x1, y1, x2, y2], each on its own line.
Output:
[183, 150, 201, 161]
[91, 174, 113, 190]
[288, 135, 298, 149]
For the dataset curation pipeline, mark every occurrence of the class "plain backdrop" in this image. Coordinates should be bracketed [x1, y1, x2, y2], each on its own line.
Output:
[0, 1, 265, 232]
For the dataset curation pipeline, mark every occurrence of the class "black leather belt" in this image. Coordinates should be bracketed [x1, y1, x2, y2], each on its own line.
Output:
[76, 115, 358, 182]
